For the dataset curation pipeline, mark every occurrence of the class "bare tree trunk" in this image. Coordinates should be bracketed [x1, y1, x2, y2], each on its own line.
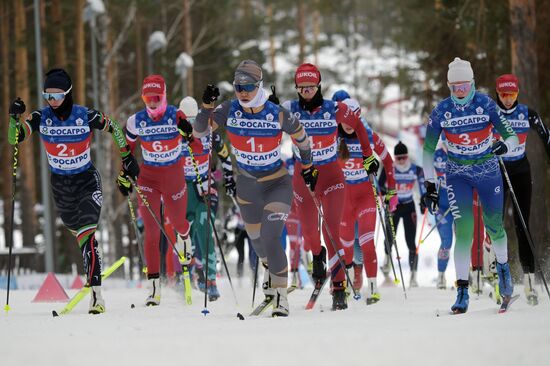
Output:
[75, 0, 86, 105]
[312, 1, 320, 66]
[267, 3, 276, 75]
[509, 0, 550, 273]
[183, 0, 193, 96]
[135, 14, 143, 90]
[297, 2, 306, 64]
[1, 1, 12, 248]
[15, 0, 37, 249]
[51, 0, 67, 67]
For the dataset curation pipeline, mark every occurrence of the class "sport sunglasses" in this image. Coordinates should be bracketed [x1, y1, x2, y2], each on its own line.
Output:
[42, 85, 73, 101]
[233, 81, 260, 93]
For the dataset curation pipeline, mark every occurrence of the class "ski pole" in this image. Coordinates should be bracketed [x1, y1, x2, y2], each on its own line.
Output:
[419, 207, 452, 243]
[498, 157, 550, 300]
[308, 191, 361, 300]
[181, 136, 240, 307]
[374, 192, 399, 284]
[476, 195, 482, 295]
[415, 208, 428, 254]
[251, 256, 259, 308]
[370, 174, 407, 299]
[127, 196, 147, 274]
[4, 111, 21, 313]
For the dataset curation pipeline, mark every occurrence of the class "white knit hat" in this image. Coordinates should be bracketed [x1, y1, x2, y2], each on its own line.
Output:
[447, 57, 474, 83]
[178, 96, 198, 118]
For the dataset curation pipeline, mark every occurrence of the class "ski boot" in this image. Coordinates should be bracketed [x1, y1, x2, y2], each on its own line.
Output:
[496, 262, 514, 300]
[469, 268, 483, 295]
[451, 280, 469, 314]
[207, 280, 220, 302]
[196, 268, 207, 293]
[89, 286, 106, 314]
[353, 263, 364, 291]
[236, 262, 244, 277]
[290, 269, 302, 289]
[524, 273, 538, 306]
[332, 281, 348, 310]
[261, 262, 276, 300]
[436, 272, 446, 290]
[409, 270, 419, 288]
[272, 287, 289, 317]
[312, 247, 327, 282]
[175, 232, 193, 265]
[366, 277, 381, 305]
[145, 277, 161, 306]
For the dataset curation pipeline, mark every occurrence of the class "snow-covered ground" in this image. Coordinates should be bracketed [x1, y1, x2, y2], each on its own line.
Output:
[1, 274, 548, 366]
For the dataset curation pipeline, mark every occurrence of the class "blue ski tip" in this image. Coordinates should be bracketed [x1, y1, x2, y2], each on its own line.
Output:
[353, 294, 361, 301]
[201, 308, 210, 316]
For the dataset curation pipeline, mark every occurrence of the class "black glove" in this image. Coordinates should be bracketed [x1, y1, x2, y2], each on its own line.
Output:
[491, 140, 508, 156]
[419, 200, 427, 213]
[177, 115, 193, 142]
[224, 175, 236, 197]
[421, 181, 439, 214]
[301, 165, 319, 192]
[363, 155, 380, 175]
[116, 171, 133, 196]
[9, 97, 26, 116]
[268, 85, 280, 105]
[122, 152, 140, 181]
[202, 84, 220, 104]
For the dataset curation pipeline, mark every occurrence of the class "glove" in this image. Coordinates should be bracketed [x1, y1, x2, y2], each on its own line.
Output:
[363, 155, 380, 175]
[176, 111, 193, 141]
[421, 181, 439, 214]
[385, 189, 398, 213]
[491, 140, 508, 156]
[419, 200, 427, 213]
[224, 175, 236, 197]
[268, 85, 280, 105]
[116, 171, 133, 196]
[9, 97, 26, 116]
[9, 97, 27, 116]
[301, 165, 319, 192]
[122, 152, 140, 180]
[202, 84, 220, 104]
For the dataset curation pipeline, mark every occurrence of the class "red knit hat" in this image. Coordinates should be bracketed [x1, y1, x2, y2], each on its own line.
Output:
[142, 74, 165, 95]
[295, 63, 321, 85]
[496, 74, 519, 93]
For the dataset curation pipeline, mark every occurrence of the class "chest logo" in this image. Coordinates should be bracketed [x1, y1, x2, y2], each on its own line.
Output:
[266, 113, 274, 122]
[444, 112, 452, 120]
[518, 113, 525, 120]
[323, 112, 331, 120]
[294, 112, 301, 119]
[46, 118, 53, 126]
[476, 107, 484, 115]
[235, 110, 243, 118]
[167, 118, 173, 125]
[140, 120, 147, 128]
[76, 118, 83, 126]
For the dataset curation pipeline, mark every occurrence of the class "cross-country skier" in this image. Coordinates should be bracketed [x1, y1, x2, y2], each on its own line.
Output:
[334, 95, 397, 305]
[7, 68, 139, 314]
[191, 60, 314, 317]
[283, 63, 379, 310]
[117, 75, 196, 306]
[493, 73, 550, 305]
[422, 57, 519, 314]
[178, 96, 236, 301]
[379, 141, 425, 288]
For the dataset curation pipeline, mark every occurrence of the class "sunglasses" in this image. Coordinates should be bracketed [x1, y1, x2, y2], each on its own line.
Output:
[296, 85, 318, 93]
[498, 92, 518, 100]
[142, 94, 162, 104]
[450, 82, 472, 94]
[233, 82, 260, 93]
[42, 85, 73, 101]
